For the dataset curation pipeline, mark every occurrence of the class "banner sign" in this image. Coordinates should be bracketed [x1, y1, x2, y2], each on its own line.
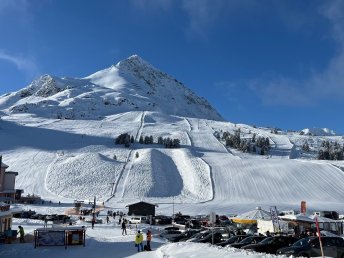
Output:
[270, 206, 280, 232]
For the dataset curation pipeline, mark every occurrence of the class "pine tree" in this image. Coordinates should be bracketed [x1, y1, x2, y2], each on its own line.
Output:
[139, 136, 144, 144]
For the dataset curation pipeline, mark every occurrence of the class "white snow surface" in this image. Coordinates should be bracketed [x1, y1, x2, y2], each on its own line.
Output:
[1, 55, 344, 257]
[301, 128, 336, 136]
[1, 111, 344, 215]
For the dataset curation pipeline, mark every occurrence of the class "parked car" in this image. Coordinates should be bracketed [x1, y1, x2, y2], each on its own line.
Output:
[197, 232, 223, 244]
[277, 236, 344, 257]
[187, 230, 212, 242]
[241, 235, 298, 254]
[216, 235, 249, 247]
[129, 216, 148, 224]
[174, 215, 191, 225]
[159, 229, 183, 241]
[169, 229, 201, 242]
[230, 235, 266, 249]
[154, 215, 172, 225]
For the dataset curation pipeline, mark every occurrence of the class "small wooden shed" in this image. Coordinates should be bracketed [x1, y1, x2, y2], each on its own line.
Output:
[126, 201, 158, 216]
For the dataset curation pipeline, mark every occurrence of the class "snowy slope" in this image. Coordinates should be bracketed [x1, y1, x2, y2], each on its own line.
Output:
[1, 111, 344, 215]
[0, 55, 222, 121]
[1, 55, 344, 215]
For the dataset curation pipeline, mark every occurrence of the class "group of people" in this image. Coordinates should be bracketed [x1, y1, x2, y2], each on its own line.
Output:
[4, 225, 25, 243]
[135, 230, 152, 252]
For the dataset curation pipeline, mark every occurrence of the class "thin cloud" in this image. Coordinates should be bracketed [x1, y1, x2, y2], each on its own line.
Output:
[181, 0, 257, 39]
[228, 1, 344, 107]
[0, 50, 39, 79]
[0, 0, 33, 25]
[130, 0, 173, 11]
[181, 0, 225, 39]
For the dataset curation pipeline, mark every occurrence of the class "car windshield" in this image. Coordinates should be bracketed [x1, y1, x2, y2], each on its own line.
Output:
[240, 236, 253, 244]
[292, 238, 311, 247]
[226, 236, 238, 243]
[259, 237, 274, 244]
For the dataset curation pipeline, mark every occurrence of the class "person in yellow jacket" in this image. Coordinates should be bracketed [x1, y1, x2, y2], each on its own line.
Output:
[134, 230, 143, 252]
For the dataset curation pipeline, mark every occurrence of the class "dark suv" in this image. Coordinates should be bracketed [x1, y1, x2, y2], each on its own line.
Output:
[277, 236, 344, 257]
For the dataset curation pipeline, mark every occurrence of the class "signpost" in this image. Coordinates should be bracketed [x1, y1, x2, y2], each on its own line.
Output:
[315, 217, 324, 258]
[209, 212, 216, 245]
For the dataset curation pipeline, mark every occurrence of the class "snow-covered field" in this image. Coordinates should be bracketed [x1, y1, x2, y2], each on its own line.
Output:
[1, 111, 344, 215]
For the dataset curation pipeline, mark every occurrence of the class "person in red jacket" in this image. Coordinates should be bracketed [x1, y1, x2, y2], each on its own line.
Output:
[146, 230, 152, 251]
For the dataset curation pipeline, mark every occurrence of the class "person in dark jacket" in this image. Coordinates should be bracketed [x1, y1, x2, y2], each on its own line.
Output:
[91, 217, 95, 229]
[121, 220, 127, 235]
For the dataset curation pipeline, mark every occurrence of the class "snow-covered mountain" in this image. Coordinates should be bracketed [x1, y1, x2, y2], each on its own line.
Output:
[301, 127, 336, 136]
[0, 55, 222, 121]
[1, 55, 344, 215]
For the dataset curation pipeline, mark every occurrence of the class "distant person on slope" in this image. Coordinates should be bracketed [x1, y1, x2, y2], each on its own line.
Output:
[91, 217, 96, 229]
[121, 220, 127, 235]
[135, 230, 143, 252]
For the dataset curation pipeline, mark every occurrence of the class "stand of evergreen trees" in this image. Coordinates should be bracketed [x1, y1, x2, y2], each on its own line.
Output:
[318, 140, 344, 160]
[157, 136, 180, 148]
[116, 133, 180, 149]
[115, 133, 134, 147]
[221, 130, 270, 155]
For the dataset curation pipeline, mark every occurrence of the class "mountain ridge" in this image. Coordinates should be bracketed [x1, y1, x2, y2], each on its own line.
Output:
[0, 55, 223, 121]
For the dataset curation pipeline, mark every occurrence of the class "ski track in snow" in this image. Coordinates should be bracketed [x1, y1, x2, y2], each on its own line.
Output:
[109, 111, 146, 202]
[2, 112, 344, 214]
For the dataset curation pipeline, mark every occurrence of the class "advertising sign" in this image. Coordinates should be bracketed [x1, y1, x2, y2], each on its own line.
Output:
[38, 231, 65, 246]
[270, 206, 280, 232]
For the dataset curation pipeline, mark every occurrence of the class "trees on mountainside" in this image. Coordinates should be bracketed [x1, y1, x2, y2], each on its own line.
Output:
[116, 133, 180, 149]
[221, 129, 270, 155]
[318, 140, 343, 160]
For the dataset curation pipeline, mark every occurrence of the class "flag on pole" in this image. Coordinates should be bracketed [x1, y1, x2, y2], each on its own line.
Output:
[315, 217, 324, 258]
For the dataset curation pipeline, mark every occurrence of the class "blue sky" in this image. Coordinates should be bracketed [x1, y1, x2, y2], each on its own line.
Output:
[0, 0, 344, 133]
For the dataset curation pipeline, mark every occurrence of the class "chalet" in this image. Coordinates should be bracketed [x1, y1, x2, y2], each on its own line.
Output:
[126, 201, 158, 216]
[0, 156, 22, 203]
[0, 156, 22, 236]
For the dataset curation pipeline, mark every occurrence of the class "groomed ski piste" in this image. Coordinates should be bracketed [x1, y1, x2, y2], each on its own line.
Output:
[1, 111, 344, 258]
[1, 111, 344, 214]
